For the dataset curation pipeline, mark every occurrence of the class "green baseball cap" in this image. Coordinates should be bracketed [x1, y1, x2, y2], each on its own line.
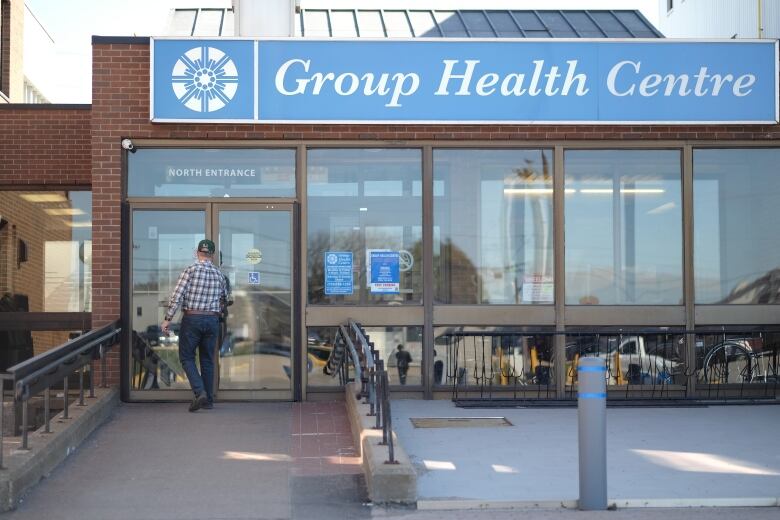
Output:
[197, 239, 215, 254]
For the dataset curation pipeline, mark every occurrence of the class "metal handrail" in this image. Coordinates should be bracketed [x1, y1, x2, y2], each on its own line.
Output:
[0, 320, 121, 467]
[324, 319, 397, 464]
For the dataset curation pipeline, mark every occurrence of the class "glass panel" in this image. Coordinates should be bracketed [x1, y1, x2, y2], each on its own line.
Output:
[538, 12, 576, 37]
[590, 12, 632, 37]
[435, 327, 555, 388]
[565, 333, 685, 387]
[434, 149, 553, 304]
[487, 11, 521, 37]
[565, 150, 682, 305]
[170, 9, 197, 36]
[694, 149, 780, 304]
[303, 10, 331, 37]
[193, 9, 224, 36]
[307, 326, 422, 387]
[128, 149, 295, 198]
[383, 11, 412, 37]
[0, 191, 92, 313]
[564, 12, 605, 37]
[615, 11, 657, 37]
[433, 11, 468, 37]
[512, 11, 546, 31]
[695, 331, 780, 385]
[330, 10, 357, 37]
[131, 210, 204, 391]
[461, 11, 495, 37]
[218, 210, 292, 391]
[408, 11, 439, 37]
[356, 10, 385, 37]
[307, 149, 422, 305]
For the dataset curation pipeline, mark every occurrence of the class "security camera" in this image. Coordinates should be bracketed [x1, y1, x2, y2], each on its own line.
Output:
[121, 138, 135, 152]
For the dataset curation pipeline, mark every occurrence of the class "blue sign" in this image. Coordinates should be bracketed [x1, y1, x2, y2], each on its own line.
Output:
[324, 252, 353, 295]
[152, 39, 255, 121]
[152, 39, 778, 124]
[370, 251, 400, 294]
[248, 271, 260, 285]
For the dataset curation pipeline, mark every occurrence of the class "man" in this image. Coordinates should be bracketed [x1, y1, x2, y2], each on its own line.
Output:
[162, 239, 228, 412]
[395, 344, 412, 385]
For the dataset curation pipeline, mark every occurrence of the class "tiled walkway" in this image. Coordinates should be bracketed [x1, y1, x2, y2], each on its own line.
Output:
[291, 401, 362, 476]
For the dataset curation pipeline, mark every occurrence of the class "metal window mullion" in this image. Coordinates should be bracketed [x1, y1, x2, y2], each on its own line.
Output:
[554, 145, 566, 398]
[218, 8, 225, 36]
[531, 10, 551, 37]
[558, 11, 583, 37]
[352, 9, 360, 37]
[609, 10, 637, 37]
[583, 11, 608, 37]
[326, 9, 333, 37]
[422, 146, 434, 399]
[191, 8, 200, 36]
[404, 10, 415, 37]
[683, 144, 696, 397]
[482, 10, 499, 37]
[455, 11, 472, 37]
[378, 10, 389, 37]
[506, 10, 527, 37]
[429, 11, 444, 37]
[300, 8, 306, 37]
[299, 144, 308, 399]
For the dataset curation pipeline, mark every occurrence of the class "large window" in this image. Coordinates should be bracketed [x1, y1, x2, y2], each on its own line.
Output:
[434, 149, 553, 304]
[565, 150, 682, 305]
[128, 148, 296, 198]
[0, 190, 92, 367]
[307, 149, 422, 305]
[694, 148, 780, 304]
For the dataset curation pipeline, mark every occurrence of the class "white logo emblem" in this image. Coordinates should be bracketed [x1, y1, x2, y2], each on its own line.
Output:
[326, 253, 338, 265]
[171, 46, 238, 113]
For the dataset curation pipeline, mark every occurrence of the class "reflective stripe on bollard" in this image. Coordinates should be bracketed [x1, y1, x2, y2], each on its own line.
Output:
[578, 357, 607, 511]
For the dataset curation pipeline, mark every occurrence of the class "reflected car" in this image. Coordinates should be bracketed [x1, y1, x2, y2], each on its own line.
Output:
[159, 323, 181, 345]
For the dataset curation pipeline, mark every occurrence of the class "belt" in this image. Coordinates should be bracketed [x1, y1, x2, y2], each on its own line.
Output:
[184, 310, 220, 316]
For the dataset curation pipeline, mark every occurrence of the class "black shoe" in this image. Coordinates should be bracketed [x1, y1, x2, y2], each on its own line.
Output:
[189, 393, 208, 412]
[203, 401, 214, 409]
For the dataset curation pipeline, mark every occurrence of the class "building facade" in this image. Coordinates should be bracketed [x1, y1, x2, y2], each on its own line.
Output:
[1, 5, 779, 403]
[659, 0, 780, 39]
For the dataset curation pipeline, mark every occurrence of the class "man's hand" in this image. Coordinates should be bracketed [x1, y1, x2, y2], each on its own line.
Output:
[161, 319, 171, 335]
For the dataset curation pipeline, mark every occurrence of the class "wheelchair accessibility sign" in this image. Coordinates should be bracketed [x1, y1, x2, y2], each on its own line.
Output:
[248, 272, 260, 285]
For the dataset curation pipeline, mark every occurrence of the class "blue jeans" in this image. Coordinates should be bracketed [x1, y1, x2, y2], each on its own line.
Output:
[178, 314, 219, 402]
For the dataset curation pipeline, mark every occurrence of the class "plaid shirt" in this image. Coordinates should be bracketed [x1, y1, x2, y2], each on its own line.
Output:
[164, 260, 228, 321]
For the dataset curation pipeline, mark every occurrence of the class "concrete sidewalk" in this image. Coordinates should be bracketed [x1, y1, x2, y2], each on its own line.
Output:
[4, 401, 368, 520]
[392, 400, 780, 508]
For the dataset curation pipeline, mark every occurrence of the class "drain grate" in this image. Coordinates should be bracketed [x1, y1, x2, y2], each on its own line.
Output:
[410, 417, 513, 428]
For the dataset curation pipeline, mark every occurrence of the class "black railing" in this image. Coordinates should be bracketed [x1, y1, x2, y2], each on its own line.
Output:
[0, 320, 121, 466]
[440, 328, 780, 405]
[324, 319, 396, 464]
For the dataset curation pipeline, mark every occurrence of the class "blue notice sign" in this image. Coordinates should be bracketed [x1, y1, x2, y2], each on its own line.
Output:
[248, 272, 260, 285]
[324, 252, 353, 295]
[370, 251, 400, 294]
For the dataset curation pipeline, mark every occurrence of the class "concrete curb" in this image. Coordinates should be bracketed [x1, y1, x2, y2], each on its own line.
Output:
[417, 497, 780, 510]
[0, 387, 119, 512]
[344, 383, 417, 504]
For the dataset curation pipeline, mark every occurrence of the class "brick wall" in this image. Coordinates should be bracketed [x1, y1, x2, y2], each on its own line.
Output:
[0, 106, 92, 186]
[0, 0, 24, 102]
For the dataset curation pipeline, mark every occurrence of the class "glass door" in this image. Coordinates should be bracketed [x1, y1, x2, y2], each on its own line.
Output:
[215, 205, 294, 399]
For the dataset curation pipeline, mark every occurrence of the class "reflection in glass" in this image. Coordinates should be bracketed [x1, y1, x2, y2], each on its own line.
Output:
[307, 326, 422, 386]
[307, 149, 422, 304]
[434, 149, 553, 304]
[128, 148, 296, 197]
[695, 332, 779, 385]
[565, 150, 682, 305]
[694, 149, 780, 303]
[564, 333, 684, 388]
[0, 191, 91, 363]
[131, 210, 204, 391]
[434, 327, 554, 388]
[218, 211, 292, 391]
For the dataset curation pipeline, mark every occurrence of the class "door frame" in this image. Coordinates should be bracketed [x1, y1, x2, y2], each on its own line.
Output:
[124, 202, 301, 402]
